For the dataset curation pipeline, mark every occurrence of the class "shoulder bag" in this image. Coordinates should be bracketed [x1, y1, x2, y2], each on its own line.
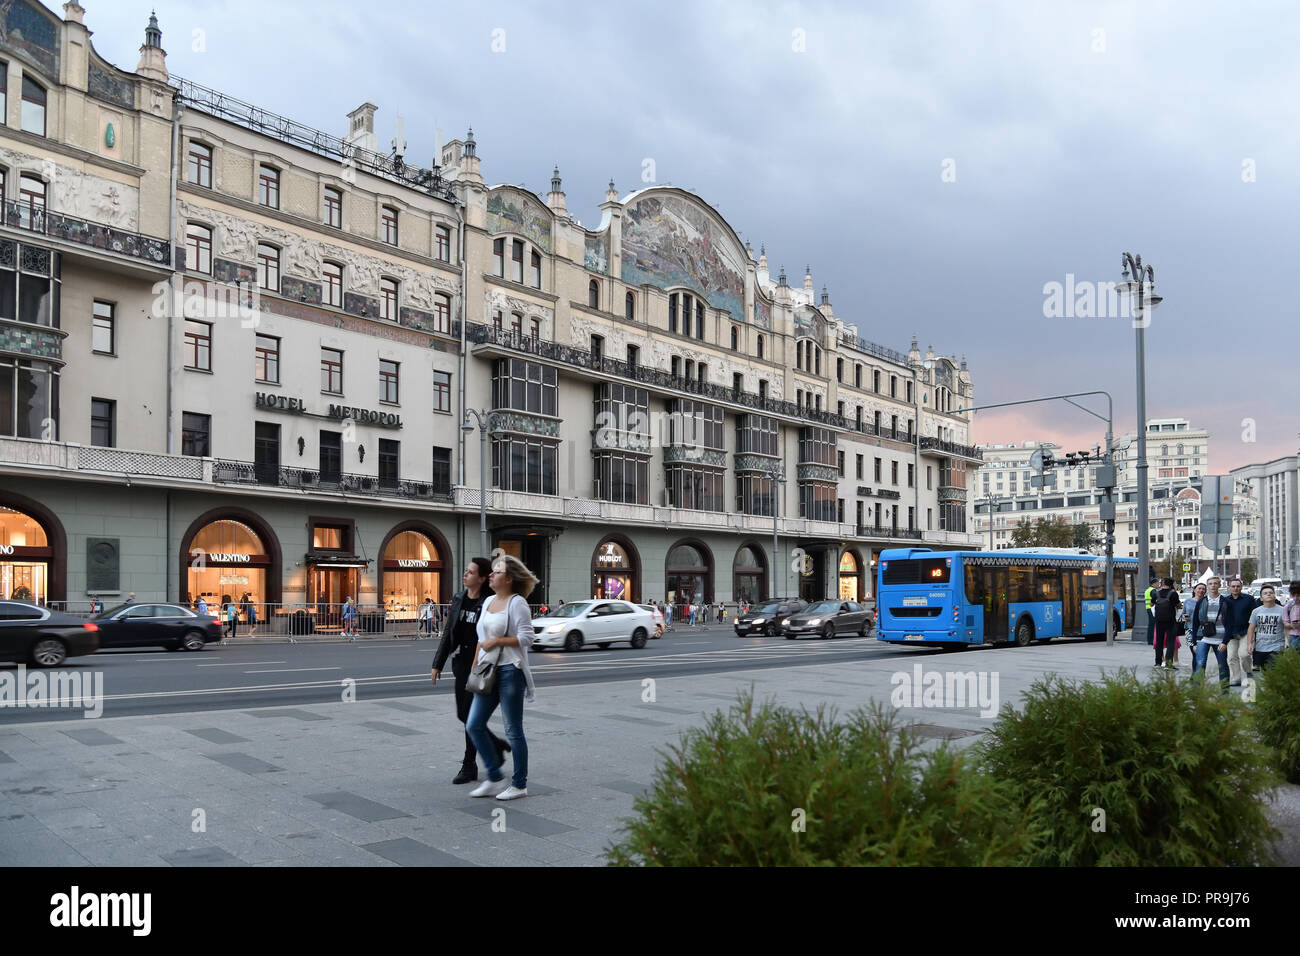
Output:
[466, 645, 502, 695]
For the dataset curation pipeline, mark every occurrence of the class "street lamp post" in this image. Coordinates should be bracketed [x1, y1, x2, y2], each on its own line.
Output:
[759, 462, 787, 600]
[461, 409, 493, 558]
[981, 491, 1005, 551]
[1118, 253, 1162, 644]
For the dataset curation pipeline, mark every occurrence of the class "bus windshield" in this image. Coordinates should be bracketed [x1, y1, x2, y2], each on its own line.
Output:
[882, 558, 950, 585]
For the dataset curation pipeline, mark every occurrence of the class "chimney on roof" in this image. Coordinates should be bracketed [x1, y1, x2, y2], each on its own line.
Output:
[346, 103, 379, 155]
[136, 10, 168, 82]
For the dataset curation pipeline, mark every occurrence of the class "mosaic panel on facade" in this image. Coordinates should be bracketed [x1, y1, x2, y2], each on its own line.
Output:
[213, 259, 256, 286]
[753, 296, 771, 330]
[87, 60, 136, 110]
[794, 305, 826, 341]
[0, 321, 61, 361]
[0, 0, 59, 79]
[584, 233, 608, 274]
[620, 193, 745, 319]
[486, 190, 552, 254]
[281, 276, 322, 305]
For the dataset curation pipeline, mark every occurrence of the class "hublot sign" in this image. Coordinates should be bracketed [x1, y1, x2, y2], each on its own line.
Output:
[254, 392, 402, 429]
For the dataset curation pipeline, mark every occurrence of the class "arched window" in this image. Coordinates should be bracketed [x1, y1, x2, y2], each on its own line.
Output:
[836, 357, 843, 382]
[382, 206, 399, 245]
[257, 243, 280, 293]
[17, 173, 45, 229]
[625, 291, 635, 320]
[756, 334, 764, 359]
[730, 326, 738, 350]
[188, 142, 213, 188]
[733, 544, 767, 604]
[530, 250, 542, 288]
[666, 541, 712, 604]
[322, 261, 343, 307]
[855, 364, 862, 388]
[588, 279, 599, 309]
[185, 222, 212, 274]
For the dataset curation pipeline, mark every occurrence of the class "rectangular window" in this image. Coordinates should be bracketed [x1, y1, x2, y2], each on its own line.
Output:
[837, 450, 845, 478]
[92, 300, 115, 354]
[512, 240, 524, 283]
[891, 460, 899, 485]
[321, 348, 343, 394]
[257, 243, 280, 293]
[530, 250, 542, 288]
[491, 436, 558, 495]
[255, 334, 280, 383]
[382, 206, 398, 245]
[433, 370, 452, 413]
[20, 76, 45, 136]
[258, 165, 279, 208]
[323, 261, 343, 307]
[254, 421, 280, 483]
[874, 457, 882, 482]
[187, 142, 212, 188]
[378, 438, 399, 489]
[493, 238, 505, 276]
[379, 359, 400, 404]
[927, 466, 933, 490]
[380, 278, 398, 321]
[181, 411, 210, 457]
[184, 320, 211, 371]
[435, 224, 451, 262]
[319, 431, 342, 483]
[185, 223, 212, 274]
[491, 358, 557, 416]
[90, 398, 115, 447]
[908, 463, 914, 487]
[433, 293, 451, 334]
[324, 187, 342, 228]
[431, 447, 452, 495]
[856, 454, 863, 480]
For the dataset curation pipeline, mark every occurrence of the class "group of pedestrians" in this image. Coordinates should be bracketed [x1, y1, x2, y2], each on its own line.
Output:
[1149, 575, 1300, 692]
[192, 593, 259, 638]
[656, 600, 734, 629]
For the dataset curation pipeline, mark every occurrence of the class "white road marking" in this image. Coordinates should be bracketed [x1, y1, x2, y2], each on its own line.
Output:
[246, 667, 343, 674]
[197, 661, 288, 667]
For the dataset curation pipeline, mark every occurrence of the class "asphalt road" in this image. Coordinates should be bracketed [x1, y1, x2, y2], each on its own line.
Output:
[0, 623, 907, 723]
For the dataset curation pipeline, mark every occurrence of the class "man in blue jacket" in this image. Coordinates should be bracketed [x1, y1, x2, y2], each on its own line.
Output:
[1221, 578, 1258, 686]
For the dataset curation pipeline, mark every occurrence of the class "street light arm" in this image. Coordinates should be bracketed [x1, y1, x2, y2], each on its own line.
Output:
[965, 390, 1113, 426]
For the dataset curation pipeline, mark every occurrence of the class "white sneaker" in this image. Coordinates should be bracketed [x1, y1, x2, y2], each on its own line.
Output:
[495, 786, 528, 801]
[470, 778, 506, 798]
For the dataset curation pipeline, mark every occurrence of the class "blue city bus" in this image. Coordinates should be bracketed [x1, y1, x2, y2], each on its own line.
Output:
[875, 548, 1138, 648]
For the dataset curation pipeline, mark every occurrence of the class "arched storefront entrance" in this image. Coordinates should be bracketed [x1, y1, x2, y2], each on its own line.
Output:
[839, 549, 865, 601]
[378, 523, 450, 622]
[592, 537, 640, 602]
[665, 539, 713, 605]
[180, 509, 281, 609]
[733, 543, 767, 605]
[0, 497, 64, 603]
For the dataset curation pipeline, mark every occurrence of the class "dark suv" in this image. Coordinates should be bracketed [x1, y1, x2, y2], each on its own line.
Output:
[734, 599, 806, 637]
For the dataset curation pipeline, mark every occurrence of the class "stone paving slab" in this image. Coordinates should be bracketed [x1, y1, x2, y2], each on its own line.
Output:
[2, 637, 1299, 866]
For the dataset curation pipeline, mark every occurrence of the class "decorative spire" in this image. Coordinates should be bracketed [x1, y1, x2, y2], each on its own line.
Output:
[820, 286, 829, 306]
[777, 266, 787, 287]
[145, 10, 162, 48]
[464, 127, 476, 157]
[551, 166, 562, 192]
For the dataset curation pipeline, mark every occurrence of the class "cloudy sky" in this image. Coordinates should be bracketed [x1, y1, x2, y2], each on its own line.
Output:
[85, 0, 1298, 473]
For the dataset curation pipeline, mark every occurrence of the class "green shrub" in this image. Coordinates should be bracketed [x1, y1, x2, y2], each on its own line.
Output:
[976, 670, 1278, 866]
[606, 691, 1031, 866]
[1251, 648, 1300, 783]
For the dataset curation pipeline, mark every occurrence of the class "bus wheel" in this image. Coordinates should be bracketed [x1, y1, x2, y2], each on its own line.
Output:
[1014, 619, 1034, 647]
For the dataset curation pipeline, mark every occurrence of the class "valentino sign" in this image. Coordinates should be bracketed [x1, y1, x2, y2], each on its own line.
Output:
[254, 393, 402, 429]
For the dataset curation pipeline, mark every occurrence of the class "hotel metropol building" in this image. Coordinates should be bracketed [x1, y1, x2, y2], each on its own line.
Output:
[0, 1, 982, 623]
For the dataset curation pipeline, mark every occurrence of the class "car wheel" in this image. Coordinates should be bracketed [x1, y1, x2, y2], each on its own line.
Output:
[182, 630, 207, 651]
[630, 628, 647, 649]
[859, 621, 871, 638]
[597, 643, 611, 650]
[30, 637, 68, 668]
[564, 631, 584, 652]
[822, 623, 835, 640]
[785, 632, 796, 640]
[1015, 619, 1034, 647]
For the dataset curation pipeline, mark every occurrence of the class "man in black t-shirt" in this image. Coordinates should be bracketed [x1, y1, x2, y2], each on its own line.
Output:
[432, 557, 508, 784]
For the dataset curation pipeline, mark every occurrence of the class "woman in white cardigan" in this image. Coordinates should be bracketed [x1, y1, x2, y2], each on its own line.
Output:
[467, 554, 538, 800]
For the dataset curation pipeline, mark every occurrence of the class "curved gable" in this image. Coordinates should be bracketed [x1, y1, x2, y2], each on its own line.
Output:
[620, 191, 745, 318]
[486, 187, 553, 254]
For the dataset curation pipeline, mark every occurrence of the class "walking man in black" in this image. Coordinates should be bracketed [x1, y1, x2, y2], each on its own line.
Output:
[431, 557, 509, 784]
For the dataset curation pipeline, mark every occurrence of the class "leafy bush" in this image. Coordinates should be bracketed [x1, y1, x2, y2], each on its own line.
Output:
[976, 670, 1278, 866]
[606, 691, 1030, 866]
[1251, 648, 1300, 783]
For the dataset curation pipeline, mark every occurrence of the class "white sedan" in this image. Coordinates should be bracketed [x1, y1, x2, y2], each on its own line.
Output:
[531, 600, 656, 651]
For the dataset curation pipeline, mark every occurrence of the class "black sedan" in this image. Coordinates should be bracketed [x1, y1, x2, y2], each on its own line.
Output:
[782, 601, 873, 640]
[734, 599, 806, 637]
[93, 603, 223, 652]
[0, 601, 101, 667]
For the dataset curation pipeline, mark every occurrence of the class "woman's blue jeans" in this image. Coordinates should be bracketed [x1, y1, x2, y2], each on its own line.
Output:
[466, 663, 527, 788]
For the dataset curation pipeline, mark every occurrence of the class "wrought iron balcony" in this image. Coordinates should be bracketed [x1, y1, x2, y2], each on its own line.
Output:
[857, 524, 924, 540]
[919, 436, 984, 461]
[3, 201, 171, 266]
[467, 322, 887, 434]
[836, 329, 908, 365]
[212, 459, 452, 501]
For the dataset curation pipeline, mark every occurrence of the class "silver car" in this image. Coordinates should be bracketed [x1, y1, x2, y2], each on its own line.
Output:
[531, 600, 655, 651]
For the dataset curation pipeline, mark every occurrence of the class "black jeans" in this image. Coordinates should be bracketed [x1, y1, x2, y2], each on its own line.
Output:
[451, 648, 506, 769]
[1153, 619, 1177, 665]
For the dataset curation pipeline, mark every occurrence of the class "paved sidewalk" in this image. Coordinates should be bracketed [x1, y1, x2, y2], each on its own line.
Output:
[1, 636, 1296, 866]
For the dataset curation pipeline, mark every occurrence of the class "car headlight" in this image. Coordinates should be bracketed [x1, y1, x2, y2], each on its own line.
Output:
[754, 617, 767, 624]
[807, 618, 821, 626]
[781, 618, 791, 626]
[545, 624, 565, 634]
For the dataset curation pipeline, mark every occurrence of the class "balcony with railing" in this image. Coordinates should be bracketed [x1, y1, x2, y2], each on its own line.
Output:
[468, 322, 916, 437]
[919, 436, 983, 461]
[3, 201, 171, 267]
[857, 524, 923, 540]
[836, 329, 908, 365]
[214, 460, 453, 501]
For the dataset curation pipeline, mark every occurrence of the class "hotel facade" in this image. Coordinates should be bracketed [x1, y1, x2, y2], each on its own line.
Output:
[0, 1, 982, 624]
